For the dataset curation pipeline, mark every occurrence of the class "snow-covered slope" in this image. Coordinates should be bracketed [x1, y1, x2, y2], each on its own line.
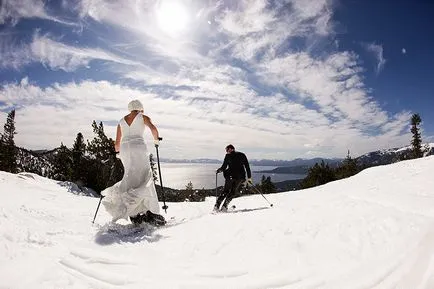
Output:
[1, 157, 434, 289]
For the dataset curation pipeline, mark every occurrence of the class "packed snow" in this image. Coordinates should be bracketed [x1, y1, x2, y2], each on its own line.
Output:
[1, 156, 434, 288]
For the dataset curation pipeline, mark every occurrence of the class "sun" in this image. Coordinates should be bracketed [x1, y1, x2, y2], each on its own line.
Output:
[156, 0, 189, 36]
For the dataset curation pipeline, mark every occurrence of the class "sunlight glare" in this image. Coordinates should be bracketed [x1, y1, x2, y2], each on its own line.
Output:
[156, 0, 189, 36]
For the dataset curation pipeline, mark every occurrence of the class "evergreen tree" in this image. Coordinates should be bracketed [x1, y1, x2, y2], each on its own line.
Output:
[0, 109, 18, 173]
[423, 143, 432, 156]
[335, 150, 359, 179]
[72, 132, 86, 183]
[185, 181, 194, 192]
[87, 121, 115, 160]
[86, 121, 120, 192]
[299, 160, 336, 189]
[259, 175, 277, 194]
[410, 113, 423, 159]
[51, 143, 72, 181]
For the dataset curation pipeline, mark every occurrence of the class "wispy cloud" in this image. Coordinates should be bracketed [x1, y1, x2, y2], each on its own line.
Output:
[217, 0, 334, 62]
[0, 0, 77, 26]
[0, 33, 144, 71]
[30, 34, 144, 71]
[363, 42, 386, 75]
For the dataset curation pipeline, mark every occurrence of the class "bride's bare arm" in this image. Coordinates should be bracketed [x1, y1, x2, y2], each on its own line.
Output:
[143, 115, 159, 141]
[115, 124, 121, 152]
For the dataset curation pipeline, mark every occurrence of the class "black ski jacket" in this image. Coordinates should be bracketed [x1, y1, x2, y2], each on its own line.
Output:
[218, 151, 251, 180]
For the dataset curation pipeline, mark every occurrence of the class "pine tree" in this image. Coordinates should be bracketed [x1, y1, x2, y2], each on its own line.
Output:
[51, 143, 72, 181]
[72, 132, 86, 184]
[87, 121, 115, 160]
[410, 113, 423, 159]
[185, 181, 194, 192]
[86, 121, 119, 192]
[335, 150, 359, 179]
[259, 175, 277, 194]
[299, 160, 336, 189]
[0, 110, 18, 173]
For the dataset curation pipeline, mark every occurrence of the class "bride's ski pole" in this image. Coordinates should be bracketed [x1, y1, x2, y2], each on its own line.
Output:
[92, 195, 103, 224]
[155, 137, 168, 213]
[92, 152, 118, 224]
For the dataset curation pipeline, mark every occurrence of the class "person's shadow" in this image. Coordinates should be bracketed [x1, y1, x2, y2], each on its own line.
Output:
[94, 223, 165, 245]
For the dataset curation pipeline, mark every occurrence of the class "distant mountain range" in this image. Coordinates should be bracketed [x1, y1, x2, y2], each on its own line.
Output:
[255, 143, 434, 175]
[159, 157, 343, 167]
[160, 158, 220, 164]
[14, 143, 434, 181]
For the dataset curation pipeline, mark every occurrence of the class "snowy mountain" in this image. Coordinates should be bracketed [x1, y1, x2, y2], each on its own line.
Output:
[356, 143, 434, 167]
[1, 156, 434, 288]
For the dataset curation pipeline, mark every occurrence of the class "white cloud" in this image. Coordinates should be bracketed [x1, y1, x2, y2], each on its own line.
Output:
[30, 34, 144, 71]
[402, 48, 406, 54]
[0, 34, 144, 71]
[216, 0, 334, 62]
[218, 0, 276, 36]
[0, 0, 77, 25]
[0, 37, 32, 69]
[363, 42, 386, 75]
[1, 0, 48, 24]
[0, 75, 412, 159]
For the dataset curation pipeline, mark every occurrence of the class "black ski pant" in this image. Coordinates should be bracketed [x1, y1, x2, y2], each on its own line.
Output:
[215, 178, 244, 209]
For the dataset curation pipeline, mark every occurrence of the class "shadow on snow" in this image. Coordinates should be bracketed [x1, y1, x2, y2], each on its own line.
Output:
[94, 222, 165, 245]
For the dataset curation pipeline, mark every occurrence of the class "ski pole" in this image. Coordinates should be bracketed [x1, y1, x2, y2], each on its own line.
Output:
[215, 172, 218, 197]
[92, 152, 118, 224]
[92, 195, 104, 224]
[249, 185, 274, 207]
[155, 137, 168, 213]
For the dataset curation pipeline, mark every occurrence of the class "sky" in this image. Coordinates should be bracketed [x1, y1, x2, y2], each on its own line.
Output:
[1, 156, 434, 288]
[0, 0, 433, 160]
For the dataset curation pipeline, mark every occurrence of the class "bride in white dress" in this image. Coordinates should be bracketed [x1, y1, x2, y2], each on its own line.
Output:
[102, 100, 164, 225]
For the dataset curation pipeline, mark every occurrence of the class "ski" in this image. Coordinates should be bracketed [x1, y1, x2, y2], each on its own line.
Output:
[212, 205, 236, 214]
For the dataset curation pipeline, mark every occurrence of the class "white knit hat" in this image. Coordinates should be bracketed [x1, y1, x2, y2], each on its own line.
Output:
[128, 99, 144, 111]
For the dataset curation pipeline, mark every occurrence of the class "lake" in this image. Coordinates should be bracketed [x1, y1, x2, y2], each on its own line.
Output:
[157, 162, 306, 189]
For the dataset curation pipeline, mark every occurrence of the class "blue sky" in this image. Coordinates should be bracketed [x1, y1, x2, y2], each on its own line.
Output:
[0, 0, 433, 160]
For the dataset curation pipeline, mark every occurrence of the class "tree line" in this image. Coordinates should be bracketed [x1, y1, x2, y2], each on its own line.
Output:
[0, 110, 428, 195]
[0, 110, 123, 193]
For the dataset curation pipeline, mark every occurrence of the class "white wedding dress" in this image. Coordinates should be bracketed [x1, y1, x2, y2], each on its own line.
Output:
[101, 112, 160, 222]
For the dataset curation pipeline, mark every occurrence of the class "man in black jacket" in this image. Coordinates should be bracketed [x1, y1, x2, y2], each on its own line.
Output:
[214, 144, 252, 211]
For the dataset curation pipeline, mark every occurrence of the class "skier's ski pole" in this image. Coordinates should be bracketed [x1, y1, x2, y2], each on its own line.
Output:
[92, 195, 103, 224]
[215, 172, 218, 197]
[249, 185, 274, 207]
[155, 137, 168, 213]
